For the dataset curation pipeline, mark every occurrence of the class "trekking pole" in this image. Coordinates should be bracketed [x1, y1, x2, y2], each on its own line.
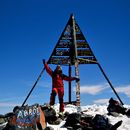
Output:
[21, 67, 45, 107]
[97, 63, 124, 105]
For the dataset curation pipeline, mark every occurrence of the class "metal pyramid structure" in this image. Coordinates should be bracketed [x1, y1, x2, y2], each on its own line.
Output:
[21, 14, 123, 107]
[48, 14, 97, 65]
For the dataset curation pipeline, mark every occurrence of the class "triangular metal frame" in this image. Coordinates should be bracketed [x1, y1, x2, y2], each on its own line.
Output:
[21, 14, 124, 107]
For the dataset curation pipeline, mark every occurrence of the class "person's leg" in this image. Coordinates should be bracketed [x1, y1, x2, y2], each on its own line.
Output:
[58, 88, 64, 112]
[50, 88, 57, 106]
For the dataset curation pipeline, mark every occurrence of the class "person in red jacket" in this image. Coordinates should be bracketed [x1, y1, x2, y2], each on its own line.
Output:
[43, 59, 79, 112]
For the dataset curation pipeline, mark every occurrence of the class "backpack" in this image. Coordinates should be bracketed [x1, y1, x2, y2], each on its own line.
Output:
[107, 98, 126, 115]
[92, 114, 109, 130]
[64, 113, 81, 127]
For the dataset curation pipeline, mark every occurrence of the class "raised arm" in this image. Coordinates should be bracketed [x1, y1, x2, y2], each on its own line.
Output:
[43, 59, 53, 77]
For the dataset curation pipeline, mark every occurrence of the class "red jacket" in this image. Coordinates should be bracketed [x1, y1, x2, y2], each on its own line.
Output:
[44, 63, 76, 88]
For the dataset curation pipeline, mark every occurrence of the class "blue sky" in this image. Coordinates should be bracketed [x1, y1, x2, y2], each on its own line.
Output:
[0, 0, 130, 114]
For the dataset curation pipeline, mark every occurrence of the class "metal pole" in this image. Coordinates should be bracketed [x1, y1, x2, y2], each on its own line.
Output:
[21, 67, 45, 107]
[97, 63, 124, 105]
[68, 64, 72, 103]
[72, 14, 81, 106]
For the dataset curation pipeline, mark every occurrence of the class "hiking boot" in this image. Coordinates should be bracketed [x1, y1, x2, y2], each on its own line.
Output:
[59, 112, 64, 120]
[59, 112, 64, 116]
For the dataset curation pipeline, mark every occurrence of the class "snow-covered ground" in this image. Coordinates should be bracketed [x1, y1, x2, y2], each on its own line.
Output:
[47, 104, 130, 130]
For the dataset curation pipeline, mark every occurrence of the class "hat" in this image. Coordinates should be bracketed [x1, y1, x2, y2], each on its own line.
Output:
[56, 65, 62, 69]
[57, 65, 61, 67]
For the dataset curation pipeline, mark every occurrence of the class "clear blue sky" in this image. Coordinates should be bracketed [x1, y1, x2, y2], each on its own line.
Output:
[0, 0, 130, 114]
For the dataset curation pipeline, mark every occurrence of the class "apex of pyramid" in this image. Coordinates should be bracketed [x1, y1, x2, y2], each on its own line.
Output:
[48, 14, 97, 65]
[70, 13, 74, 19]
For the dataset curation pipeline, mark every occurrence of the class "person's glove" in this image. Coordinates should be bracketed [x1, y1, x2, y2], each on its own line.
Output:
[42, 59, 46, 65]
[75, 77, 80, 82]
